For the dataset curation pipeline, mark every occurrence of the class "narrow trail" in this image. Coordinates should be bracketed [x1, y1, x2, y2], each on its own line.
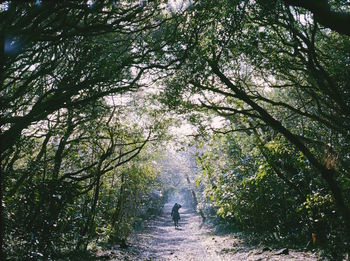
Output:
[131, 203, 220, 260]
[99, 203, 319, 260]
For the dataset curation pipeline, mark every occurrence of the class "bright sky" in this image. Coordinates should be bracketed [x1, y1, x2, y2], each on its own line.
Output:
[168, 0, 191, 12]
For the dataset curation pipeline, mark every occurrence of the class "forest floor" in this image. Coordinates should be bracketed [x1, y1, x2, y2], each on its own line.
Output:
[96, 203, 320, 260]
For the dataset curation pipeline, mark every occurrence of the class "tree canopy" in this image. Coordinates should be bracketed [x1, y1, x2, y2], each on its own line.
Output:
[1, 0, 350, 260]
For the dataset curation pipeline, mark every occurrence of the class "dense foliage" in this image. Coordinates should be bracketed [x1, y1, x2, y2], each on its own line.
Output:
[157, 0, 350, 259]
[1, 0, 350, 260]
[194, 132, 348, 259]
[0, 1, 172, 259]
[3, 95, 168, 259]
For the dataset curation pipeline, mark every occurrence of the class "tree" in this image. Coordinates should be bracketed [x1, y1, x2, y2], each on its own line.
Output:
[0, 1, 166, 155]
[160, 0, 350, 255]
[282, 0, 350, 36]
[0, 1, 174, 258]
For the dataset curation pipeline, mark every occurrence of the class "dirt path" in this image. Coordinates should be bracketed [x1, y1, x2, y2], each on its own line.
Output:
[130, 203, 221, 260]
[98, 203, 319, 260]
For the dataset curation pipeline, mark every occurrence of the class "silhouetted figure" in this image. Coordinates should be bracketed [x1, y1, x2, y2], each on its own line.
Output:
[171, 203, 182, 228]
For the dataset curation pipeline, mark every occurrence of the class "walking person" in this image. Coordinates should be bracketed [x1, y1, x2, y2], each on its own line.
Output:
[171, 203, 182, 228]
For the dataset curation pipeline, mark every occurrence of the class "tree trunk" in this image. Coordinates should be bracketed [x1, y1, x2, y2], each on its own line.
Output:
[0, 29, 6, 261]
[76, 170, 102, 251]
[185, 174, 205, 222]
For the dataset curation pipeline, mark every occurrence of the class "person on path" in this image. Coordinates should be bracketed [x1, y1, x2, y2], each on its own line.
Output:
[171, 203, 182, 228]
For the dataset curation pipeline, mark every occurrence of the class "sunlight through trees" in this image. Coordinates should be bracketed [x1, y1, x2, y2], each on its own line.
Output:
[1, 0, 350, 260]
